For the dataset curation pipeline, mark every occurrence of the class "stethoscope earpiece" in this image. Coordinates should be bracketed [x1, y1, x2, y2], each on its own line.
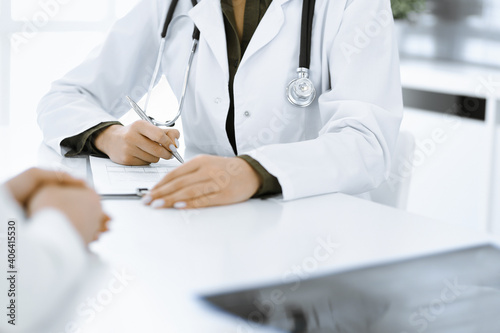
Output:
[287, 68, 316, 107]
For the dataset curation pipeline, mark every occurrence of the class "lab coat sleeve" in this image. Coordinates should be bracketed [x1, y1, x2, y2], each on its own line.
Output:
[37, 0, 165, 155]
[0, 185, 88, 332]
[245, 0, 403, 200]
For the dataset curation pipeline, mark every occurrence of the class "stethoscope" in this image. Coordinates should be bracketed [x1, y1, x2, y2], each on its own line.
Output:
[126, 0, 317, 128]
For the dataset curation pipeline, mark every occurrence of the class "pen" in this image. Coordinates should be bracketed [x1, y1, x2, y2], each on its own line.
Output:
[126, 96, 184, 164]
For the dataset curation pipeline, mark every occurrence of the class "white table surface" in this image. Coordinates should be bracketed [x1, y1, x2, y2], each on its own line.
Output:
[83, 195, 494, 333]
[0, 126, 496, 332]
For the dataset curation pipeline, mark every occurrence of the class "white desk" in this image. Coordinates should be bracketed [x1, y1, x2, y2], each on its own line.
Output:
[82, 195, 493, 333]
[0, 127, 495, 332]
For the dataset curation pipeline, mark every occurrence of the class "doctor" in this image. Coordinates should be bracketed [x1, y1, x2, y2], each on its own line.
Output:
[38, 0, 403, 209]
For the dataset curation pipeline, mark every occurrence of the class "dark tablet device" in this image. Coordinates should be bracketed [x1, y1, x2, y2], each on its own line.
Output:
[202, 244, 500, 333]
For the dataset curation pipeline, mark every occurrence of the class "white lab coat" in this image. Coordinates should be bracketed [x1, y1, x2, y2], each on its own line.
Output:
[37, 0, 403, 201]
[0, 185, 88, 332]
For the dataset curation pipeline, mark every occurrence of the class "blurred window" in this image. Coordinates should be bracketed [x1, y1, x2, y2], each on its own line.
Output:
[397, 0, 500, 68]
[0, 0, 141, 126]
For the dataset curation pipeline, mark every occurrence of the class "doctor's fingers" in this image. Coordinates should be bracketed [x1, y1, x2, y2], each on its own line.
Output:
[165, 129, 180, 148]
[163, 186, 248, 209]
[149, 169, 211, 200]
[135, 134, 174, 161]
[133, 120, 177, 149]
[151, 157, 203, 190]
[130, 147, 163, 165]
[148, 181, 222, 209]
[114, 143, 161, 165]
[176, 194, 233, 209]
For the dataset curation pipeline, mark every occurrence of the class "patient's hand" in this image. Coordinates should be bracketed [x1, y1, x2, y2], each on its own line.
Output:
[27, 185, 110, 244]
[6, 168, 86, 208]
[6, 168, 109, 244]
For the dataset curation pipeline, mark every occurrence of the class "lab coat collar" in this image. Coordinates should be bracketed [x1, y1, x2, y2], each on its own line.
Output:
[188, 0, 229, 80]
[188, 0, 293, 77]
[239, 0, 290, 68]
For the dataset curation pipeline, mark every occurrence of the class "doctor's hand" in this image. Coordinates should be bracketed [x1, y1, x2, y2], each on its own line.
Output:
[143, 155, 262, 209]
[94, 121, 180, 166]
[27, 185, 110, 244]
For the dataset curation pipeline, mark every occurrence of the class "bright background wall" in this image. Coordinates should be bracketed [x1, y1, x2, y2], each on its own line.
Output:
[0, 0, 141, 127]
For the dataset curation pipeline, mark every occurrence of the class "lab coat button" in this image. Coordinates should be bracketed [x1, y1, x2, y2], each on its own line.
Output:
[244, 111, 251, 117]
[214, 98, 222, 104]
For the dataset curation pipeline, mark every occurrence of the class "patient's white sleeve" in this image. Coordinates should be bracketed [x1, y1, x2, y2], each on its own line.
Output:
[0, 185, 89, 332]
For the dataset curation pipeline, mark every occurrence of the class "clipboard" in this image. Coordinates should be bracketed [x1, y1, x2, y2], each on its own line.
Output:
[89, 156, 179, 198]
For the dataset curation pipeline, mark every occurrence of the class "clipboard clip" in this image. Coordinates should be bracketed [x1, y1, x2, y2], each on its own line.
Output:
[136, 188, 150, 197]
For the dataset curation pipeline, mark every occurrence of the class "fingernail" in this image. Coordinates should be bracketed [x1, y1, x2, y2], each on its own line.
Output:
[175, 138, 180, 148]
[169, 144, 178, 154]
[174, 202, 187, 209]
[151, 199, 165, 209]
[141, 195, 153, 205]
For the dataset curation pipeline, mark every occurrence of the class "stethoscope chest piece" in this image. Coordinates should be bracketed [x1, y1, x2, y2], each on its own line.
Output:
[286, 68, 316, 108]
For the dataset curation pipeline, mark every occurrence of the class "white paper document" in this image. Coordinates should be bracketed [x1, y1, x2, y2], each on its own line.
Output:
[89, 156, 180, 196]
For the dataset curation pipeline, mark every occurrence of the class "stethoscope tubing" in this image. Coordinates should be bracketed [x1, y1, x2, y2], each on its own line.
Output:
[299, 0, 316, 69]
[151, 38, 199, 127]
[134, 0, 317, 128]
